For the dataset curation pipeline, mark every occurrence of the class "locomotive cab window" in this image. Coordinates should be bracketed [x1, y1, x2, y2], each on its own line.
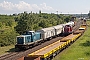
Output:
[17, 37, 24, 44]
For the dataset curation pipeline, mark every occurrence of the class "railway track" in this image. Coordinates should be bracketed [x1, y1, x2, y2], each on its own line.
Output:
[73, 19, 82, 32]
[0, 19, 82, 60]
[0, 52, 21, 60]
[0, 37, 63, 60]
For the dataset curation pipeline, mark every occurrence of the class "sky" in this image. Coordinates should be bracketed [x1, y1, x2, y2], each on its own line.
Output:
[0, 0, 90, 14]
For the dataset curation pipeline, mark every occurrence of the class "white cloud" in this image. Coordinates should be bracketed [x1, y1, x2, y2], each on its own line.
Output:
[40, 3, 54, 11]
[0, 1, 14, 10]
[0, 1, 56, 14]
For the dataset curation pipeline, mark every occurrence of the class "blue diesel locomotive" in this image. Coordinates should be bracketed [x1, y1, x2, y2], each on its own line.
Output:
[15, 31, 42, 49]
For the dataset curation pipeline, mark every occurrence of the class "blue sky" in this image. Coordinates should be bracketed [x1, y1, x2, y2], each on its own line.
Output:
[0, 0, 90, 14]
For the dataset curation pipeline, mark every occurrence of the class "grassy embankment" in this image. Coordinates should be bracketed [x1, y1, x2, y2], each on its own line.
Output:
[53, 20, 90, 60]
[0, 45, 15, 55]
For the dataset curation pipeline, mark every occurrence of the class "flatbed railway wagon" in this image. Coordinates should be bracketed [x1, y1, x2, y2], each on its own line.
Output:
[25, 34, 82, 60]
[73, 24, 87, 35]
[25, 24, 87, 60]
[26, 41, 67, 60]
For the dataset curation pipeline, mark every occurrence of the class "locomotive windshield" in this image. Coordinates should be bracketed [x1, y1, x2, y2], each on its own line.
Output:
[17, 37, 24, 44]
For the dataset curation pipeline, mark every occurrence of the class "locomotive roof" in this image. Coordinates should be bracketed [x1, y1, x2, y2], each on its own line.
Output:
[66, 21, 74, 25]
[17, 35, 31, 37]
[27, 31, 35, 32]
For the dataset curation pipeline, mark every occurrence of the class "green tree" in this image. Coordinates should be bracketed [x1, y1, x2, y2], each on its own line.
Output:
[0, 15, 18, 47]
[15, 19, 27, 34]
[64, 16, 71, 22]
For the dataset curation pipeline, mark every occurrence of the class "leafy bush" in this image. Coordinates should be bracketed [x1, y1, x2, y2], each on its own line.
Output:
[0, 15, 18, 47]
